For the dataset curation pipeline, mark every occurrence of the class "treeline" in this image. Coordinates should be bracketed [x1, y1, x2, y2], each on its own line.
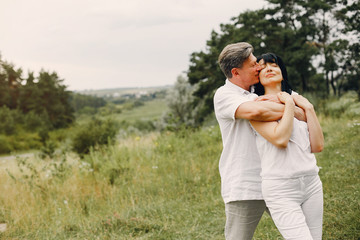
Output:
[187, 0, 359, 124]
[0, 56, 112, 130]
[0, 59, 74, 131]
[0, 56, 165, 154]
[70, 93, 107, 112]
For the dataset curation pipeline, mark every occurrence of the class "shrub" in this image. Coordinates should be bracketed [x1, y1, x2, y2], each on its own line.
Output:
[24, 111, 52, 131]
[0, 135, 13, 153]
[71, 118, 120, 156]
[77, 106, 97, 115]
[323, 91, 359, 118]
[0, 106, 16, 135]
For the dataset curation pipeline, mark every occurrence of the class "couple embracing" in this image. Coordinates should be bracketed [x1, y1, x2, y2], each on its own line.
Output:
[214, 42, 324, 240]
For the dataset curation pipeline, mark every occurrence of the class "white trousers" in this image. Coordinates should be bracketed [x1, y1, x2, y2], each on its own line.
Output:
[262, 175, 323, 240]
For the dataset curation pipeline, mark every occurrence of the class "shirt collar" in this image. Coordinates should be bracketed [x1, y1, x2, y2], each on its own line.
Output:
[225, 79, 251, 95]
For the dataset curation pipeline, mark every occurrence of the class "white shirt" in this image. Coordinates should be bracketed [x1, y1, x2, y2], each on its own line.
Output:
[254, 118, 319, 179]
[214, 80, 263, 203]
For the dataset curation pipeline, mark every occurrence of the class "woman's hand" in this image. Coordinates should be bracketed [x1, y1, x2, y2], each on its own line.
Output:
[292, 94, 313, 111]
[277, 92, 294, 105]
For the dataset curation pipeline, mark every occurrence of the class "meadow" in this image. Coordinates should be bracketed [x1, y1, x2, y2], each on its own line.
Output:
[0, 95, 359, 239]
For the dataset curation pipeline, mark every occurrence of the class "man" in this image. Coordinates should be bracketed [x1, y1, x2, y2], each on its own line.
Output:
[214, 42, 303, 239]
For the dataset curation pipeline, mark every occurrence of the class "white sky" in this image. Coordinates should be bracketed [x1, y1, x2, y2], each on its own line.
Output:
[0, 0, 266, 90]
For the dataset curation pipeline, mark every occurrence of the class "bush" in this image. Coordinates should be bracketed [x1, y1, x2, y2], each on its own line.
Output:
[71, 118, 120, 156]
[0, 133, 42, 154]
[0, 106, 16, 135]
[77, 106, 97, 115]
[0, 135, 13, 153]
[323, 91, 359, 118]
[24, 111, 52, 131]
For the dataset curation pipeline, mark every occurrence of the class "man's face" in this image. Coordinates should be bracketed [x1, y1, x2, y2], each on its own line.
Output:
[240, 53, 262, 86]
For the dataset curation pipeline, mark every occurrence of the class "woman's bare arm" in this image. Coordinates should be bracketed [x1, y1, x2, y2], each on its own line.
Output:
[292, 95, 324, 153]
[250, 92, 295, 148]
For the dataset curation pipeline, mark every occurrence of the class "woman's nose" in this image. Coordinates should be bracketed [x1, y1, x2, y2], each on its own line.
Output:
[265, 64, 272, 71]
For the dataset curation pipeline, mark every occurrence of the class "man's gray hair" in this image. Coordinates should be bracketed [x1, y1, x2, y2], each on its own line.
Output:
[218, 42, 254, 79]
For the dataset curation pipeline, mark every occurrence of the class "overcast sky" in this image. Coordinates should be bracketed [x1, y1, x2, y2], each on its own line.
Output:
[1, 0, 266, 91]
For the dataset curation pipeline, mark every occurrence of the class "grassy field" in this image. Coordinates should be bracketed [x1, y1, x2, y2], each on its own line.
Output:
[115, 99, 168, 123]
[0, 98, 359, 239]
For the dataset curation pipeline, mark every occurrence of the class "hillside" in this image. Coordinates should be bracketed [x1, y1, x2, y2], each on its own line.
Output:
[76, 85, 172, 98]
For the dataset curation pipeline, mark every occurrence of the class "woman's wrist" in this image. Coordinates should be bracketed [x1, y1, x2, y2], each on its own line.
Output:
[304, 104, 314, 113]
[285, 98, 295, 106]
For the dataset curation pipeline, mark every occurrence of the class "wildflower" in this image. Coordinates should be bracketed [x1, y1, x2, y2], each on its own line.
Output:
[64, 200, 68, 205]
[152, 166, 158, 169]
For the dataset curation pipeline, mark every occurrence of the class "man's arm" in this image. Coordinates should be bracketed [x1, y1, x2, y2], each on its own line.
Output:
[235, 101, 284, 121]
[254, 94, 307, 122]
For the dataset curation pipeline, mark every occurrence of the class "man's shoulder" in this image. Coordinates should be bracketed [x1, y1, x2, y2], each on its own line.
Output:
[214, 83, 242, 96]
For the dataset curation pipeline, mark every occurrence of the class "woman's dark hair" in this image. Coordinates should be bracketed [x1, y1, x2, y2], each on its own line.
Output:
[253, 53, 292, 96]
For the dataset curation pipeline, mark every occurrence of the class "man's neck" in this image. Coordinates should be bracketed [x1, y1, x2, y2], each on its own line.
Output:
[229, 78, 250, 91]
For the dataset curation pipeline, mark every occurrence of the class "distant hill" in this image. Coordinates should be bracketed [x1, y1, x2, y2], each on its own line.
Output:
[75, 85, 173, 98]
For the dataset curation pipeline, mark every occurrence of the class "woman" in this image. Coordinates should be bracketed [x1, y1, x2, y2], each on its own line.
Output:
[250, 53, 324, 240]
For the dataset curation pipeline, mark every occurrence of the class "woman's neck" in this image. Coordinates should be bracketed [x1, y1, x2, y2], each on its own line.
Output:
[264, 84, 282, 95]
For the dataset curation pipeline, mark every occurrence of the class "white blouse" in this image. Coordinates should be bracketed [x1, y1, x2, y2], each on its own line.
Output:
[253, 118, 319, 180]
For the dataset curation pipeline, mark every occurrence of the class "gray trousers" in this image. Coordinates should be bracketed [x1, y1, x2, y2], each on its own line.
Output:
[225, 200, 269, 240]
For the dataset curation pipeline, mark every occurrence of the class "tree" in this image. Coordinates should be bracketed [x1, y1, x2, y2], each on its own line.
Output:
[35, 70, 74, 128]
[162, 75, 200, 130]
[69, 92, 107, 112]
[334, 0, 360, 97]
[0, 59, 22, 108]
[186, 0, 359, 123]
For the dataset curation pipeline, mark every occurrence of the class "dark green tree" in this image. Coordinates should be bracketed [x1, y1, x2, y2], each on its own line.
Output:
[35, 70, 74, 128]
[69, 92, 107, 112]
[186, 0, 359, 123]
[0, 59, 22, 109]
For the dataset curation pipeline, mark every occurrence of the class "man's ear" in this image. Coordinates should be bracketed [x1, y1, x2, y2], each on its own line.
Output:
[231, 67, 240, 77]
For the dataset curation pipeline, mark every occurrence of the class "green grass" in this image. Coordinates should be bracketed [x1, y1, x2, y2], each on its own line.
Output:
[115, 98, 168, 122]
[0, 115, 359, 239]
[316, 117, 360, 239]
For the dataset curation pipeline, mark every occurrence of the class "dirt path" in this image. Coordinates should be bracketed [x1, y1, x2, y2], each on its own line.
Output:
[0, 153, 35, 161]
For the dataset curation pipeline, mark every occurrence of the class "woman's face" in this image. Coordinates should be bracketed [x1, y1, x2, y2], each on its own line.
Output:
[258, 59, 283, 86]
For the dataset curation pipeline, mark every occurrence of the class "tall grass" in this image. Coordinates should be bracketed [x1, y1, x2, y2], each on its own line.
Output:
[0, 101, 359, 239]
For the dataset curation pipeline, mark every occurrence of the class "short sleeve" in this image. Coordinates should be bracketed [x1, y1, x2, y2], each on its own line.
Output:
[214, 88, 256, 120]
